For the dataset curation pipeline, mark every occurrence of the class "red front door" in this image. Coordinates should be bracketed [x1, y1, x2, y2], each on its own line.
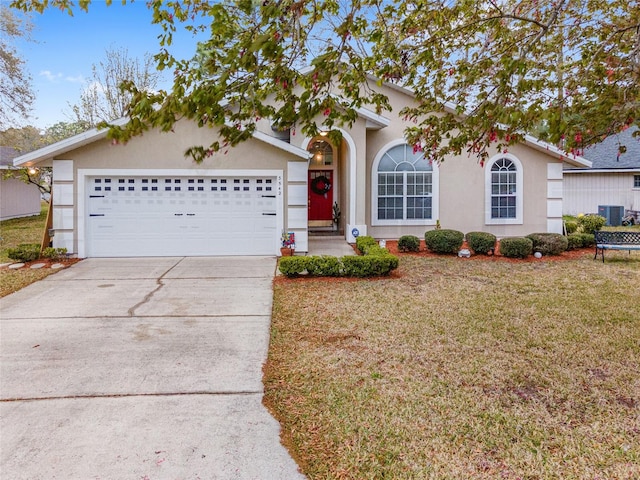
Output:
[308, 170, 333, 221]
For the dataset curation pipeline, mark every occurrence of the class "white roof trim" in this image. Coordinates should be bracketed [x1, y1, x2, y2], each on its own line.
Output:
[356, 106, 390, 129]
[251, 129, 311, 159]
[564, 168, 640, 174]
[13, 117, 129, 167]
[522, 134, 592, 168]
[15, 112, 309, 166]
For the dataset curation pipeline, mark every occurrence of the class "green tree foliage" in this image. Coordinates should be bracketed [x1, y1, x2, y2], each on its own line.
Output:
[12, 0, 640, 163]
[0, 6, 35, 128]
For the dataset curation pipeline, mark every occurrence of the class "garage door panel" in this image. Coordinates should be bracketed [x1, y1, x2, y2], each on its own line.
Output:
[87, 175, 279, 257]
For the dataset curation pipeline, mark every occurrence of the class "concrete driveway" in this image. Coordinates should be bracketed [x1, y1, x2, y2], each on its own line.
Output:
[0, 257, 305, 479]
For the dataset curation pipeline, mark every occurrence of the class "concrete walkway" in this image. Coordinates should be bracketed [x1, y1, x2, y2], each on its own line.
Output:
[0, 257, 305, 479]
[307, 236, 355, 256]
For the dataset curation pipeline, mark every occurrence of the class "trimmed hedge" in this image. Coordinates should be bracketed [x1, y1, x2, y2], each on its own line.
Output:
[278, 256, 311, 277]
[279, 241, 399, 278]
[355, 235, 378, 254]
[342, 253, 399, 277]
[567, 232, 595, 249]
[466, 231, 496, 255]
[306, 255, 342, 277]
[499, 237, 533, 258]
[424, 229, 464, 254]
[398, 235, 421, 252]
[7, 243, 41, 262]
[526, 233, 568, 255]
[579, 233, 596, 247]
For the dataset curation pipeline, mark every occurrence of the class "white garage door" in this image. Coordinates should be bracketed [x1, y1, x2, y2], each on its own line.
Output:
[86, 175, 278, 257]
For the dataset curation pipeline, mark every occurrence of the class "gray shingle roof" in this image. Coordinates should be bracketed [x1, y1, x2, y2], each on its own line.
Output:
[581, 126, 640, 169]
[0, 146, 19, 168]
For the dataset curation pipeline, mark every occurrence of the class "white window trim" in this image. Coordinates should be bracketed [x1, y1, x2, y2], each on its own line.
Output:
[372, 139, 440, 226]
[485, 153, 523, 225]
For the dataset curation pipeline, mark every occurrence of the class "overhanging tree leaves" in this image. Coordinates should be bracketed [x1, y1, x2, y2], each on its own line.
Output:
[12, 0, 640, 163]
[0, 6, 35, 129]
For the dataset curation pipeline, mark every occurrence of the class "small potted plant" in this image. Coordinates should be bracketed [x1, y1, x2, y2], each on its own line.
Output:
[281, 231, 295, 256]
[332, 201, 341, 231]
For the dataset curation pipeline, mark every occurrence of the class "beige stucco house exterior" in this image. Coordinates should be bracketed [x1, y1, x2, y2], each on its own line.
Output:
[14, 79, 590, 258]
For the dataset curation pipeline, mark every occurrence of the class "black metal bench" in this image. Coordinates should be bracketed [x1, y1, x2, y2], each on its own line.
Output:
[594, 231, 640, 262]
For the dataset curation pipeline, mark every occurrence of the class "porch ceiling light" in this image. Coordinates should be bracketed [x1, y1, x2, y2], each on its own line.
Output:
[28, 167, 38, 175]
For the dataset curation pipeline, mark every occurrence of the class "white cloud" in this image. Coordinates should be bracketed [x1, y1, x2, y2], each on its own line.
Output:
[39, 70, 63, 82]
[65, 75, 85, 84]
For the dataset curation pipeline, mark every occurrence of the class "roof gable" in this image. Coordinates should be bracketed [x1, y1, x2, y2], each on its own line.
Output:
[13, 118, 310, 167]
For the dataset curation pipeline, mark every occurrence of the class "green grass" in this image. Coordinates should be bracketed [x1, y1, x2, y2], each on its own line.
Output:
[0, 202, 48, 262]
[265, 254, 640, 479]
[0, 203, 55, 297]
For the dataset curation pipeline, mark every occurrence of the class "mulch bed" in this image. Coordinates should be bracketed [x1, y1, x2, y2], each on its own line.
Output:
[383, 240, 594, 263]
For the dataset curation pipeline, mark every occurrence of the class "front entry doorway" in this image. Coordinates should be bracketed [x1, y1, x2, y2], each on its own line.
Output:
[308, 170, 333, 226]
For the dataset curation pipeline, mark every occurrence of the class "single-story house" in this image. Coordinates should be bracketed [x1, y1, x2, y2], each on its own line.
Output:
[14, 78, 591, 257]
[563, 126, 640, 223]
[1, 146, 42, 221]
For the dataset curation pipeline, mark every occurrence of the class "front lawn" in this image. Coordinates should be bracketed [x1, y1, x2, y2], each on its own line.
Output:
[265, 254, 640, 479]
[0, 203, 56, 297]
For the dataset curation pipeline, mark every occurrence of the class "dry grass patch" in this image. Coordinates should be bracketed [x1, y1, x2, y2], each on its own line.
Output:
[265, 255, 640, 479]
[0, 203, 60, 297]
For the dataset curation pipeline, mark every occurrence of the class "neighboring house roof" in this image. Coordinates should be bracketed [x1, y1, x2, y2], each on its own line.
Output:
[0, 146, 19, 169]
[13, 116, 311, 167]
[565, 126, 640, 173]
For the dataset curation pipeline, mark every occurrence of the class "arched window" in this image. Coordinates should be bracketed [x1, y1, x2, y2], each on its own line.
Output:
[308, 140, 333, 167]
[485, 154, 523, 224]
[372, 142, 439, 225]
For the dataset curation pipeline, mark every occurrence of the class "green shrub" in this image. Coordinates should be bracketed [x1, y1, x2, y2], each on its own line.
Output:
[41, 247, 67, 260]
[577, 214, 606, 234]
[278, 256, 311, 277]
[566, 234, 584, 250]
[355, 235, 378, 254]
[342, 254, 398, 277]
[466, 231, 497, 255]
[278, 244, 399, 278]
[306, 255, 343, 277]
[397, 235, 420, 252]
[424, 229, 464, 254]
[525, 233, 568, 255]
[499, 237, 533, 258]
[578, 233, 595, 247]
[7, 243, 41, 262]
[564, 220, 578, 234]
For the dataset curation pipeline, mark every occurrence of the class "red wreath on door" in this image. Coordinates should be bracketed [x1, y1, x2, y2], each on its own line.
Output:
[311, 175, 332, 195]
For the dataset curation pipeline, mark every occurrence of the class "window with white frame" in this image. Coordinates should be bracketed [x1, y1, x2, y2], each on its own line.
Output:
[373, 142, 438, 225]
[634, 174, 640, 188]
[485, 154, 523, 224]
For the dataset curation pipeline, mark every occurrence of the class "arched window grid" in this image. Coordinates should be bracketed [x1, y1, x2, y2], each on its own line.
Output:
[374, 143, 438, 224]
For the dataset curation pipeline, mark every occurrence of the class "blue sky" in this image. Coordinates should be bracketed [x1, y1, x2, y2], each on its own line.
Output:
[16, 1, 201, 129]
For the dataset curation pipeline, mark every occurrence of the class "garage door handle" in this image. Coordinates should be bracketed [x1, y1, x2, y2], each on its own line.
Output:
[89, 214, 105, 217]
[90, 195, 105, 198]
[174, 213, 183, 216]
[186, 213, 195, 216]
[262, 212, 277, 216]
[262, 195, 276, 198]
